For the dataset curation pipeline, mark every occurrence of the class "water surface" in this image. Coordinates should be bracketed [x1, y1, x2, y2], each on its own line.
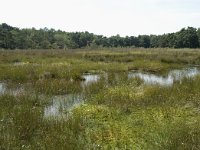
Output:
[2, 67, 199, 120]
[44, 94, 83, 118]
[81, 74, 100, 86]
[44, 74, 101, 118]
[0, 83, 24, 95]
[128, 68, 200, 86]
[0, 83, 6, 95]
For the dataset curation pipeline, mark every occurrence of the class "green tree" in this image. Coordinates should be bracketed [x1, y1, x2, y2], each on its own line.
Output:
[54, 32, 69, 49]
[197, 28, 200, 47]
[175, 27, 199, 48]
[138, 35, 150, 48]
[0, 23, 200, 49]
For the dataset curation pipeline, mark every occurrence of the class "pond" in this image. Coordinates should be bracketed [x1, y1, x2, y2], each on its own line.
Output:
[44, 74, 102, 118]
[128, 67, 200, 86]
[44, 94, 83, 118]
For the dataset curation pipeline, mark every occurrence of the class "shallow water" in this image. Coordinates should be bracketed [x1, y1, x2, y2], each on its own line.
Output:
[0, 83, 6, 95]
[44, 74, 101, 118]
[128, 68, 200, 86]
[0, 83, 24, 95]
[81, 74, 100, 86]
[44, 94, 83, 118]
[2, 68, 200, 119]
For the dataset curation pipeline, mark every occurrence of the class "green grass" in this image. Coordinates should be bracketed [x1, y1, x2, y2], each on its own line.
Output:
[0, 48, 200, 149]
[70, 76, 200, 149]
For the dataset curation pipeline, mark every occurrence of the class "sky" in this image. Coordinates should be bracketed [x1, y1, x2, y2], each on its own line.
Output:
[0, 0, 200, 37]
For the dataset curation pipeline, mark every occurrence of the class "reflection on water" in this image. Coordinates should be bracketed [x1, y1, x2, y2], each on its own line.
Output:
[81, 74, 100, 86]
[44, 94, 83, 118]
[128, 68, 200, 86]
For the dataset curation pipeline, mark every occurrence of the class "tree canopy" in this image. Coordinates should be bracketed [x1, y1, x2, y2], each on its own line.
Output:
[0, 23, 200, 49]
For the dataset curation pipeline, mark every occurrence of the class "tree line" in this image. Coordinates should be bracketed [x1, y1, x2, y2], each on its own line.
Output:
[0, 23, 200, 49]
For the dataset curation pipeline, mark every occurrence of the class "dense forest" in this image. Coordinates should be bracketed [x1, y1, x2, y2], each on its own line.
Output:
[0, 23, 200, 49]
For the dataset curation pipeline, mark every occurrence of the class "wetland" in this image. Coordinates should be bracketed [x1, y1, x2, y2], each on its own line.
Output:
[1, 48, 200, 149]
